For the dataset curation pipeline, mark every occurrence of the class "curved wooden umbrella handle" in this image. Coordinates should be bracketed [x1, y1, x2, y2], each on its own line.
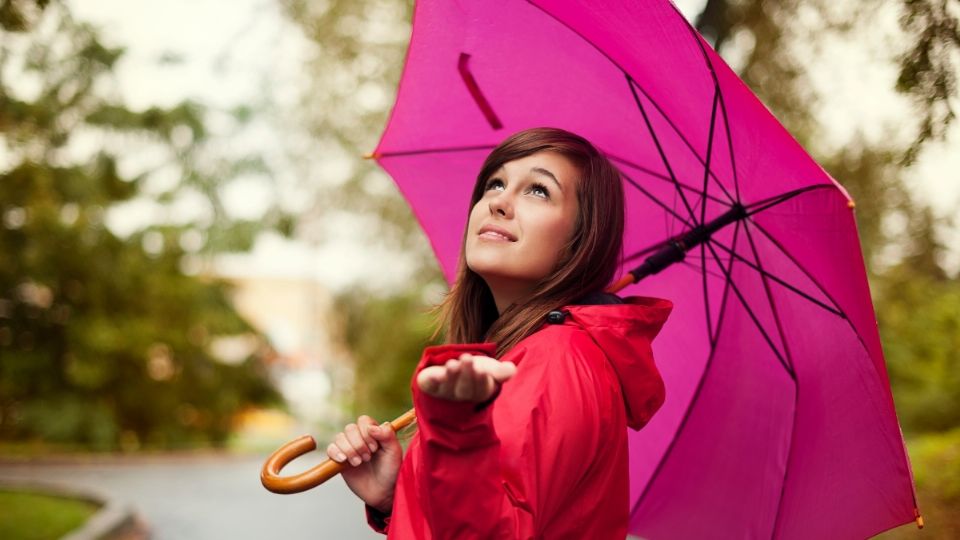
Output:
[260, 408, 417, 494]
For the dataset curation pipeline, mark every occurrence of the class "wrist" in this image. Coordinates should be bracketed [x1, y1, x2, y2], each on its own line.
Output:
[371, 495, 393, 515]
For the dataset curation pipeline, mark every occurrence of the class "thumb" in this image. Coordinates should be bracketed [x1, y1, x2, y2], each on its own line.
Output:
[492, 361, 517, 382]
[368, 422, 401, 450]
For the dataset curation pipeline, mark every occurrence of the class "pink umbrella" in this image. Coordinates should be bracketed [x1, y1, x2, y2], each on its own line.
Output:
[367, 0, 922, 537]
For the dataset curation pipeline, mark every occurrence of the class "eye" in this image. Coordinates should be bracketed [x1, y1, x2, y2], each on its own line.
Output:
[485, 178, 505, 191]
[529, 182, 550, 199]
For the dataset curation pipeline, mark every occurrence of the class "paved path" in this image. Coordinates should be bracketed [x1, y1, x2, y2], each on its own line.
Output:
[0, 453, 381, 539]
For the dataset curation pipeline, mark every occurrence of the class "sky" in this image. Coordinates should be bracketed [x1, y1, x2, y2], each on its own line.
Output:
[69, 0, 959, 282]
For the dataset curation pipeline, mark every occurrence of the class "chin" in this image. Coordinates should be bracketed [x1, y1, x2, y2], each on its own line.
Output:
[466, 260, 506, 280]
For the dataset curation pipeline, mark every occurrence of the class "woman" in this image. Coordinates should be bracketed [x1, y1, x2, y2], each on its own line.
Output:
[327, 127, 673, 538]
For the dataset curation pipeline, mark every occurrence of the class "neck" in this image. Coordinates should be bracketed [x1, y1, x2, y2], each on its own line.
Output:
[483, 277, 536, 315]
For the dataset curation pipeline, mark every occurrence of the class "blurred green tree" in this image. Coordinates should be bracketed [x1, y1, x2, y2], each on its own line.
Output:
[279, 0, 443, 420]
[0, 0, 283, 450]
[333, 286, 442, 422]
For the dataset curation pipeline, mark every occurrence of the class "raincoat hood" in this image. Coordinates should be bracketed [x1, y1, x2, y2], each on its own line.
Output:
[561, 295, 673, 430]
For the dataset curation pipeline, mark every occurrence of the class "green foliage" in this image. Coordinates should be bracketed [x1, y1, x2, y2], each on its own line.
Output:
[876, 266, 960, 434]
[696, 0, 960, 159]
[280, 0, 448, 419]
[875, 428, 960, 538]
[911, 427, 960, 502]
[279, 0, 433, 258]
[334, 282, 444, 422]
[0, 489, 98, 540]
[896, 0, 960, 164]
[0, 1, 281, 450]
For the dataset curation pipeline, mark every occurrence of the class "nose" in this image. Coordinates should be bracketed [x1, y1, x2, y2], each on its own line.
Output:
[488, 191, 513, 218]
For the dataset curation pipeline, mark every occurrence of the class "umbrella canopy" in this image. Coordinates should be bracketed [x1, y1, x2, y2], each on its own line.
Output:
[369, 0, 920, 537]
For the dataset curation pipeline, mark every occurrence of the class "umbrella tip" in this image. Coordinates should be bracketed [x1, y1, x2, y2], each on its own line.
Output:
[914, 507, 924, 529]
[363, 151, 380, 160]
[847, 199, 856, 209]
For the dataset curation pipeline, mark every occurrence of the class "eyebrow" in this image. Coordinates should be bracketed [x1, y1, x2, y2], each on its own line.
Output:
[530, 167, 563, 192]
[494, 166, 564, 192]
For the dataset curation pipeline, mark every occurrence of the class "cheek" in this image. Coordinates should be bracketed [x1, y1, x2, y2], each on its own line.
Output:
[465, 203, 482, 234]
[528, 213, 575, 262]
[464, 204, 483, 256]
[536, 207, 577, 241]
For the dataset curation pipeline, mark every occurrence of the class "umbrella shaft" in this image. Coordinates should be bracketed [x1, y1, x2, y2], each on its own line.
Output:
[630, 203, 745, 281]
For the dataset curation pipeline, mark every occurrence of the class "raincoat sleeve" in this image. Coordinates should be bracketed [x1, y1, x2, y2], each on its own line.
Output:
[410, 338, 608, 538]
[364, 503, 391, 533]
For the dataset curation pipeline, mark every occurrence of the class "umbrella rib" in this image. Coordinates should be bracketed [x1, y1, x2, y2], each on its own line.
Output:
[740, 218, 801, 538]
[743, 219, 797, 373]
[747, 219, 890, 387]
[701, 88, 720, 226]
[524, 0, 739, 208]
[606, 153, 732, 207]
[700, 242, 714, 344]
[626, 74, 699, 224]
[746, 218, 903, 411]
[373, 143, 498, 158]
[618, 170, 695, 229]
[704, 239, 795, 378]
[630, 79, 738, 206]
[717, 78, 741, 202]
[707, 239, 843, 317]
[630, 218, 741, 516]
[747, 219, 856, 328]
[682, 257, 725, 281]
[770, 383, 800, 538]
[676, 4, 743, 201]
[743, 184, 835, 218]
[711, 218, 742, 347]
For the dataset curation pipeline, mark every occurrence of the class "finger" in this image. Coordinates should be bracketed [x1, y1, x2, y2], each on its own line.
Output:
[417, 366, 446, 393]
[492, 360, 517, 382]
[344, 423, 371, 463]
[334, 432, 362, 467]
[453, 356, 478, 400]
[474, 356, 516, 382]
[368, 421, 399, 448]
[445, 358, 461, 373]
[440, 361, 464, 398]
[326, 442, 347, 463]
[357, 415, 379, 453]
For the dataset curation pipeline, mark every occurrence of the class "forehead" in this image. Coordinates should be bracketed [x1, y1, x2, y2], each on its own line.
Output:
[496, 151, 579, 184]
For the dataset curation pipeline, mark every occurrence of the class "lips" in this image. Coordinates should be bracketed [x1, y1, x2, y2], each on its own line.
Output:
[478, 224, 517, 241]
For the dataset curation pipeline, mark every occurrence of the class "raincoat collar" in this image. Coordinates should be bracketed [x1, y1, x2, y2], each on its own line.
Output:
[559, 295, 673, 430]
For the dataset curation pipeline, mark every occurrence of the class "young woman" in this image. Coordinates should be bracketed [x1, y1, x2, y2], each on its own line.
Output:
[326, 127, 673, 538]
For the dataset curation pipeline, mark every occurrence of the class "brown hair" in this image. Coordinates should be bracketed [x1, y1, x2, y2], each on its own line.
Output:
[433, 127, 625, 356]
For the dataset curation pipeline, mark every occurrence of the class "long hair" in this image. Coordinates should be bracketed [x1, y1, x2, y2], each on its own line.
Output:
[434, 127, 625, 357]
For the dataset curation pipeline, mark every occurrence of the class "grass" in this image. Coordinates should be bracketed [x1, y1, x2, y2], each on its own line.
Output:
[0, 490, 99, 540]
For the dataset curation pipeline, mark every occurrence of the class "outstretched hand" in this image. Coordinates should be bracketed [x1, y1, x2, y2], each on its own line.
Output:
[416, 353, 517, 403]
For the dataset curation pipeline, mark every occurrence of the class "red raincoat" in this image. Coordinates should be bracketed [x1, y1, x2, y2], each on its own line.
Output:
[366, 296, 673, 538]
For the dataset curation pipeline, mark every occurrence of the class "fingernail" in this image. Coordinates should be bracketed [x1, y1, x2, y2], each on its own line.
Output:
[368, 443, 376, 452]
[336, 452, 347, 462]
[350, 456, 361, 466]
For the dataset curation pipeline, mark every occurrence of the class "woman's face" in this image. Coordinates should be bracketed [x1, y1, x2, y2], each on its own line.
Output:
[465, 151, 580, 301]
